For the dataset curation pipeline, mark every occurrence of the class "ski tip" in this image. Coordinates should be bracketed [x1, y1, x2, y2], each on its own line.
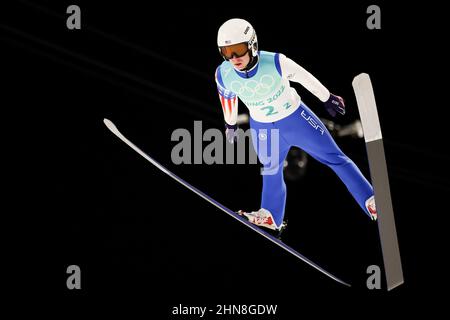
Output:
[352, 73, 370, 85]
[103, 118, 119, 134]
[103, 118, 125, 140]
[103, 118, 114, 128]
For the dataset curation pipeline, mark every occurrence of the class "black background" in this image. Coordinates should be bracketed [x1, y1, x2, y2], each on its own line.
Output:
[2, 0, 448, 316]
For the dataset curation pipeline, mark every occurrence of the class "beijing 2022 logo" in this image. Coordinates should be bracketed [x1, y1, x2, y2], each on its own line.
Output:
[230, 75, 276, 99]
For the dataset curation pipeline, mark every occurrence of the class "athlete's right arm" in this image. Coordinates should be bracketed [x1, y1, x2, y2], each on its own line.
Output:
[215, 67, 238, 126]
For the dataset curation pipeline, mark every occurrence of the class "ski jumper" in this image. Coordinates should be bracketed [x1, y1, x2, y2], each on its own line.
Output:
[215, 51, 374, 227]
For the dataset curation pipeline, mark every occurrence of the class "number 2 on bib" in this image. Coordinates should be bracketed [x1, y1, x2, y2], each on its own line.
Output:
[260, 105, 278, 116]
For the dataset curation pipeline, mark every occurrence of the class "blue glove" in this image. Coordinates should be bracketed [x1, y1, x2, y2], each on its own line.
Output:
[225, 123, 238, 144]
[324, 93, 345, 117]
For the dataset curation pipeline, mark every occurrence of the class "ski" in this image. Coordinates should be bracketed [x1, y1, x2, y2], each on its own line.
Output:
[352, 73, 404, 290]
[103, 118, 350, 287]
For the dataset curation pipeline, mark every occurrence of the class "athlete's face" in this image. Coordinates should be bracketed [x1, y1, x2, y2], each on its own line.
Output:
[230, 52, 251, 70]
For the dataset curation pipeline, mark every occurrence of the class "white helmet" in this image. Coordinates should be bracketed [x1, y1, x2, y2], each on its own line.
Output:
[217, 18, 258, 59]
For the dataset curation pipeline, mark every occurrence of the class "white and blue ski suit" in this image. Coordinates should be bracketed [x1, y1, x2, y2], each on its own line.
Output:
[215, 51, 374, 227]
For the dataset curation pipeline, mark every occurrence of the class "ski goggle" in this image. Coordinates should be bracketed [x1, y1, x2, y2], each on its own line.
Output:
[219, 42, 249, 60]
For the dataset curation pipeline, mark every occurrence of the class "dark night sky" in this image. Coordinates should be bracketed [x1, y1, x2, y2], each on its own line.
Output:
[2, 0, 448, 316]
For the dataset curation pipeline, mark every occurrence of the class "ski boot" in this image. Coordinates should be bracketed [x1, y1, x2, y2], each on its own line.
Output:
[237, 208, 288, 239]
[365, 195, 378, 221]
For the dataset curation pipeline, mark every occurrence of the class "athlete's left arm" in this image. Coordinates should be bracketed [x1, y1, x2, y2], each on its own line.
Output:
[278, 53, 345, 116]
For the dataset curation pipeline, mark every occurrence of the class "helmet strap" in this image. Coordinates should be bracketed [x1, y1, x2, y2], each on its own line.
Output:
[243, 52, 259, 71]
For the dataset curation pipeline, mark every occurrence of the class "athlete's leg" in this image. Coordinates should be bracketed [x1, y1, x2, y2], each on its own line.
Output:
[276, 104, 374, 217]
[250, 117, 291, 227]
